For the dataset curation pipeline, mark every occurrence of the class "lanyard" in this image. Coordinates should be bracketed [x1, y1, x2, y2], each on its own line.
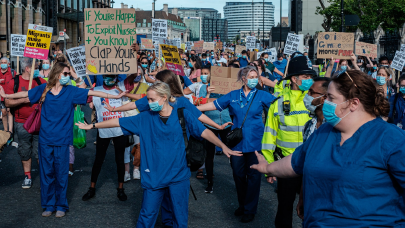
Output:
[239, 88, 256, 108]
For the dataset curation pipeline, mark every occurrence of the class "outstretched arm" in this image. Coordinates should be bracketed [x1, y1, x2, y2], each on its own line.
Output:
[197, 102, 217, 112]
[104, 101, 137, 112]
[0, 86, 28, 99]
[250, 152, 299, 178]
[88, 90, 127, 99]
[76, 118, 120, 130]
[201, 129, 242, 158]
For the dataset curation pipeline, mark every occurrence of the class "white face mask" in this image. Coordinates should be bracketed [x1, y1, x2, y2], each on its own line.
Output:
[303, 94, 324, 113]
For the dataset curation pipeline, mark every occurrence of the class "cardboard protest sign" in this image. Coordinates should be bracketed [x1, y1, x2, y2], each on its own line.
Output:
[246, 36, 256, 50]
[181, 43, 186, 51]
[284, 33, 301, 55]
[152, 19, 167, 42]
[186, 41, 193, 51]
[160, 44, 185, 76]
[400, 44, 405, 53]
[391, 51, 405, 71]
[66, 46, 87, 78]
[84, 8, 137, 75]
[173, 38, 181, 48]
[141, 38, 154, 50]
[210, 66, 241, 94]
[203, 42, 215, 51]
[216, 42, 223, 50]
[269, 48, 277, 62]
[317, 32, 354, 60]
[10, 34, 26, 57]
[194, 41, 204, 53]
[355, 41, 377, 59]
[23, 24, 53, 60]
[235, 45, 246, 54]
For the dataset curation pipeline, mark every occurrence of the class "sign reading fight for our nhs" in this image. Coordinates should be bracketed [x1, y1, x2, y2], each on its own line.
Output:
[84, 8, 137, 75]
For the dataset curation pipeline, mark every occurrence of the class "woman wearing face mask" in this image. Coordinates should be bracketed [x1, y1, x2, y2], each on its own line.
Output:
[251, 70, 405, 228]
[76, 82, 241, 227]
[197, 66, 276, 223]
[388, 74, 405, 129]
[375, 66, 394, 99]
[181, 59, 191, 77]
[189, 55, 202, 82]
[0, 62, 126, 217]
[140, 57, 156, 85]
[40, 59, 51, 78]
[52, 54, 86, 88]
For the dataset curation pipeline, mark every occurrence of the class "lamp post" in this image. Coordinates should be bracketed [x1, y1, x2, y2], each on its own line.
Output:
[263, 0, 265, 48]
[280, 0, 282, 50]
[340, 0, 344, 32]
[111, 0, 115, 8]
[6, 0, 9, 58]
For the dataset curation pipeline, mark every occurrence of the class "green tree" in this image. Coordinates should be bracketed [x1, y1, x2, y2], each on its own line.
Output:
[316, 0, 405, 33]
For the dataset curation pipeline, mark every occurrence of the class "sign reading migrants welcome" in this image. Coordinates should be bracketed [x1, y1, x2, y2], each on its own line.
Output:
[160, 44, 185, 76]
[317, 32, 354, 60]
[23, 24, 53, 60]
[84, 8, 137, 75]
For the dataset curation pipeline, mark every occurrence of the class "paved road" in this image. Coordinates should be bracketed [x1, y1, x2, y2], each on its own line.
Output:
[0, 105, 302, 228]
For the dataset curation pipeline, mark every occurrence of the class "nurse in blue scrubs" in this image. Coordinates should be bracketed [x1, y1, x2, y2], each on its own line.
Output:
[0, 62, 127, 218]
[251, 70, 405, 227]
[76, 82, 241, 228]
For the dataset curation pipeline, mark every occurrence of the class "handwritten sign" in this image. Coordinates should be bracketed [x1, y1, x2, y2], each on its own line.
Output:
[141, 38, 154, 50]
[160, 44, 185, 76]
[284, 33, 301, 55]
[84, 8, 137, 75]
[235, 45, 246, 54]
[400, 44, 405, 53]
[194, 41, 204, 53]
[152, 19, 167, 42]
[391, 51, 405, 71]
[246, 36, 256, 50]
[203, 42, 215, 51]
[10, 34, 26, 57]
[210, 66, 241, 94]
[173, 38, 181, 48]
[186, 41, 193, 51]
[216, 42, 223, 50]
[23, 24, 53, 60]
[317, 32, 354, 60]
[66, 46, 87, 78]
[355, 41, 377, 59]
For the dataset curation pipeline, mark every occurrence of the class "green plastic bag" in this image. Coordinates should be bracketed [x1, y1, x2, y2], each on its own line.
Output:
[73, 106, 86, 149]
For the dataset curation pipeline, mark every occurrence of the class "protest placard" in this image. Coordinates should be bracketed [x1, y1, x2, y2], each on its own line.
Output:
[173, 38, 181, 48]
[284, 33, 301, 55]
[235, 45, 246, 54]
[186, 41, 193, 51]
[400, 44, 405, 53]
[355, 41, 377, 59]
[210, 66, 241, 94]
[246, 36, 256, 50]
[24, 24, 53, 60]
[194, 41, 204, 53]
[152, 19, 167, 42]
[391, 51, 405, 71]
[84, 8, 137, 75]
[269, 48, 277, 62]
[203, 42, 215, 52]
[10, 34, 26, 57]
[317, 32, 354, 60]
[160, 44, 185, 76]
[216, 42, 223, 50]
[141, 38, 154, 50]
[66, 46, 87, 78]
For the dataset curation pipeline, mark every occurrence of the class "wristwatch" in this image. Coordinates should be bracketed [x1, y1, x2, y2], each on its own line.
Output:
[93, 123, 96, 129]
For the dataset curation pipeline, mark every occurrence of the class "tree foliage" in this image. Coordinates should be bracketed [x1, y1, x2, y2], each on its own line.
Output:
[316, 0, 405, 33]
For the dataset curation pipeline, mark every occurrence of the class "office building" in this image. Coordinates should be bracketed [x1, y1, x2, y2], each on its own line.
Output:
[168, 7, 221, 19]
[183, 17, 202, 41]
[202, 18, 227, 42]
[289, 0, 331, 35]
[224, 1, 275, 41]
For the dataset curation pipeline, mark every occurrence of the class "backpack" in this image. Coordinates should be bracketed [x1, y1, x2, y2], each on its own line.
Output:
[177, 107, 206, 172]
[10, 75, 42, 116]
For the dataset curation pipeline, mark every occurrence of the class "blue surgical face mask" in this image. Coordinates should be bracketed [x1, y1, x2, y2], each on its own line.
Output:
[103, 77, 117, 86]
[322, 100, 351, 127]
[202, 58, 206, 61]
[211, 52, 214, 54]
[242, 55, 247, 59]
[200, 75, 208, 83]
[296, 78, 314, 91]
[42, 64, 50, 70]
[341, 66, 347, 71]
[33, 69, 40, 78]
[141, 64, 148, 68]
[149, 98, 164, 112]
[278, 59, 283, 63]
[246, 78, 258, 89]
[400, 87, 405, 94]
[188, 62, 193, 68]
[376, 76, 386, 85]
[148, 54, 150, 57]
[59, 75, 70, 85]
[0, 64, 7, 69]
[373, 66, 377, 70]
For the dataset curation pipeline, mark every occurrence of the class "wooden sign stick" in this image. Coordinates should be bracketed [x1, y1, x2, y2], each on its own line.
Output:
[283, 56, 291, 78]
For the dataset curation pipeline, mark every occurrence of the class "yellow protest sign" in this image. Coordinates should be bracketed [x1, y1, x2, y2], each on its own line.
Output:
[160, 44, 185, 76]
[24, 24, 53, 60]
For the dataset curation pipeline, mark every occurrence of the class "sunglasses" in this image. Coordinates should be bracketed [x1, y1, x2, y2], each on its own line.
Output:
[62, 72, 71, 76]
[334, 70, 358, 88]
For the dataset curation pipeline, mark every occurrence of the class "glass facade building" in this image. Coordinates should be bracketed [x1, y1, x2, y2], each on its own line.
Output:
[202, 19, 228, 42]
[184, 17, 202, 41]
[224, 2, 275, 40]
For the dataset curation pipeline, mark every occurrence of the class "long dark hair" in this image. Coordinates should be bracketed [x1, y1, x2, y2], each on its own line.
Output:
[155, 70, 184, 97]
[190, 55, 202, 75]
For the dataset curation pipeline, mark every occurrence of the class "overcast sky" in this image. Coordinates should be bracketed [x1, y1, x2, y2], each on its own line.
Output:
[115, 0, 290, 24]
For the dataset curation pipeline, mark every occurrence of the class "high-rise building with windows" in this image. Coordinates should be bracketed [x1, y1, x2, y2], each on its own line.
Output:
[224, 2, 275, 41]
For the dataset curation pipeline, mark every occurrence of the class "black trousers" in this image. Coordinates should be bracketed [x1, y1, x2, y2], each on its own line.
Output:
[275, 176, 302, 228]
[91, 134, 126, 184]
[204, 127, 231, 182]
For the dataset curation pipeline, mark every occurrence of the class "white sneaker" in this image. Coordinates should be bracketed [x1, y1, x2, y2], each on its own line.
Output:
[133, 169, 140, 180]
[124, 172, 131, 182]
[22, 177, 32, 189]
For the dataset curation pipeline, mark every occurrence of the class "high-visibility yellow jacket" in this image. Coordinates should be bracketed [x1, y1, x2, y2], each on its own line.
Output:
[274, 80, 289, 97]
[319, 64, 326, 77]
[262, 87, 312, 164]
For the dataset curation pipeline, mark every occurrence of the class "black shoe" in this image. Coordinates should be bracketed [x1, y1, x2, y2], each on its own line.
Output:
[117, 188, 127, 201]
[82, 187, 96, 201]
[205, 182, 213, 193]
[240, 214, 255, 223]
[234, 207, 244, 216]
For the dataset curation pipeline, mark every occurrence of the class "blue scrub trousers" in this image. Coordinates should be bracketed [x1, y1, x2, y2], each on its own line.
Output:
[136, 179, 190, 228]
[230, 151, 262, 215]
[38, 144, 70, 212]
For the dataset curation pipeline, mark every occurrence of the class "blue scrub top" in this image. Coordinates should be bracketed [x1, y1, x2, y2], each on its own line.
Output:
[84, 75, 104, 87]
[136, 96, 203, 118]
[238, 57, 249, 68]
[28, 84, 89, 146]
[119, 104, 206, 190]
[182, 76, 192, 88]
[291, 118, 405, 227]
[273, 59, 287, 75]
[214, 87, 275, 152]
